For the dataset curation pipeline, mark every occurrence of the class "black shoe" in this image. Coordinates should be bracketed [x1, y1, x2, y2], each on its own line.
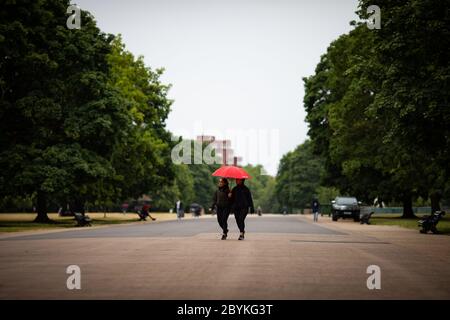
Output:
[221, 234, 227, 240]
[238, 232, 245, 240]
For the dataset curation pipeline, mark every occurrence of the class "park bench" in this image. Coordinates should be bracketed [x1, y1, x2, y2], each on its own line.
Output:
[74, 212, 92, 227]
[360, 207, 375, 225]
[419, 211, 446, 234]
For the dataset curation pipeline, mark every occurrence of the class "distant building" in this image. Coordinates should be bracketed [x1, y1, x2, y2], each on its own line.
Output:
[196, 136, 242, 166]
[196, 135, 215, 143]
[233, 156, 243, 166]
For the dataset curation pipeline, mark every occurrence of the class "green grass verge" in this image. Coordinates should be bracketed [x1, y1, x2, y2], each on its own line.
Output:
[0, 212, 175, 233]
[0, 218, 139, 233]
[370, 213, 450, 234]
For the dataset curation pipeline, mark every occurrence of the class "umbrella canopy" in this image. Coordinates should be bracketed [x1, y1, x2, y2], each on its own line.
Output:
[211, 165, 251, 179]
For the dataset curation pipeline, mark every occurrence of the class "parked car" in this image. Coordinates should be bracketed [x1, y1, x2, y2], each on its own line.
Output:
[331, 196, 361, 222]
[190, 203, 203, 217]
[58, 208, 74, 217]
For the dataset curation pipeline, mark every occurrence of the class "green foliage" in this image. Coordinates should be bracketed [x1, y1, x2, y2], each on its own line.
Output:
[0, 1, 130, 220]
[152, 164, 195, 211]
[358, 0, 450, 212]
[275, 140, 324, 212]
[303, 0, 450, 216]
[0, 195, 34, 213]
[0, 2, 174, 220]
[148, 139, 220, 211]
[315, 186, 340, 205]
[185, 140, 220, 209]
[189, 163, 218, 209]
[150, 141, 278, 212]
[258, 177, 280, 213]
[242, 164, 277, 212]
[107, 36, 175, 201]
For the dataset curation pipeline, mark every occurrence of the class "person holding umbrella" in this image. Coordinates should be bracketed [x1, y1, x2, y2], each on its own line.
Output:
[211, 165, 253, 240]
[230, 178, 254, 240]
[211, 178, 231, 240]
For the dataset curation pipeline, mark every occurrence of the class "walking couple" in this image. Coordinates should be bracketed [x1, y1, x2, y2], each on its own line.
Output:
[211, 178, 254, 240]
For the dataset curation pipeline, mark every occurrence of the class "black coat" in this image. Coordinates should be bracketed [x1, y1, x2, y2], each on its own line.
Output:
[212, 186, 231, 208]
[230, 184, 254, 211]
[312, 200, 320, 212]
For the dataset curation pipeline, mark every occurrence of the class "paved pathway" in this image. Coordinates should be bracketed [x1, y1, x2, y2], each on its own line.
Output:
[0, 214, 449, 299]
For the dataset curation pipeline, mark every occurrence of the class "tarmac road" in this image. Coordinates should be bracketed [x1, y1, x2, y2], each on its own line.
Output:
[3, 215, 343, 240]
[0, 214, 449, 299]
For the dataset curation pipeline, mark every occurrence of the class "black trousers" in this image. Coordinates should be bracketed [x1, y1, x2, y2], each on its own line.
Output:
[234, 207, 248, 233]
[216, 206, 230, 233]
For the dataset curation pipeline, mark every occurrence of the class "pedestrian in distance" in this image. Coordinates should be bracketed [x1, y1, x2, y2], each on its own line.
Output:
[139, 204, 156, 221]
[312, 198, 320, 222]
[176, 200, 184, 220]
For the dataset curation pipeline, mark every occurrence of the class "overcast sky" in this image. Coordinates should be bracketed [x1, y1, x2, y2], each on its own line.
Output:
[76, 0, 360, 175]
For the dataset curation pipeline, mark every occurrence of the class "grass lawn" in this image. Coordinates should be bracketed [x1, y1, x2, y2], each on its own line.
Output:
[0, 212, 177, 233]
[370, 213, 450, 234]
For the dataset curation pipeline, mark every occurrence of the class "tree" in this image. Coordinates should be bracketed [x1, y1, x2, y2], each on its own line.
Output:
[152, 164, 195, 211]
[275, 140, 324, 212]
[107, 36, 175, 202]
[0, 1, 130, 221]
[303, 1, 450, 217]
[257, 175, 279, 213]
[357, 0, 450, 214]
[242, 164, 276, 212]
[0, 3, 177, 220]
[303, 26, 420, 216]
[188, 160, 218, 209]
[315, 186, 340, 206]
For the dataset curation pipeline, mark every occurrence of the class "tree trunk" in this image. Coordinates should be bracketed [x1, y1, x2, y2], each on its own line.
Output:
[430, 192, 441, 214]
[34, 191, 51, 223]
[401, 194, 416, 218]
[73, 198, 85, 215]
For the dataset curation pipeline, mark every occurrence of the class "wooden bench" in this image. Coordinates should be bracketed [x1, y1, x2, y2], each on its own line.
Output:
[74, 212, 92, 227]
[360, 207, 374, 225]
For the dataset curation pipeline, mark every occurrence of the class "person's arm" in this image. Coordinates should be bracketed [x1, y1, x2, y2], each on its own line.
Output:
[211, 190, 217, 209]
[246, 188, 254, 213]
[228, 188, 235, 209]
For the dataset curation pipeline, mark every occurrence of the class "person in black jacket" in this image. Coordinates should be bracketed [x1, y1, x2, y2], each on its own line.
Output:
[230, 178, 254, 240]
[211, 178, 231, 240]
[312, 198, 320, 222]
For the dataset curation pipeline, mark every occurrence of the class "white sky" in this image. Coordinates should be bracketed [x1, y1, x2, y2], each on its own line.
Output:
[76, 0, 360, 175]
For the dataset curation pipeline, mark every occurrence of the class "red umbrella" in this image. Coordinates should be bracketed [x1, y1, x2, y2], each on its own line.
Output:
[211, 166, 251, 179]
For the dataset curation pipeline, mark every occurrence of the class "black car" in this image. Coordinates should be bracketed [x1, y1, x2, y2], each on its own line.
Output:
[331, 197, 361, 222]
[58, 209, 74, 217]
[189, 203, 203, 217]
